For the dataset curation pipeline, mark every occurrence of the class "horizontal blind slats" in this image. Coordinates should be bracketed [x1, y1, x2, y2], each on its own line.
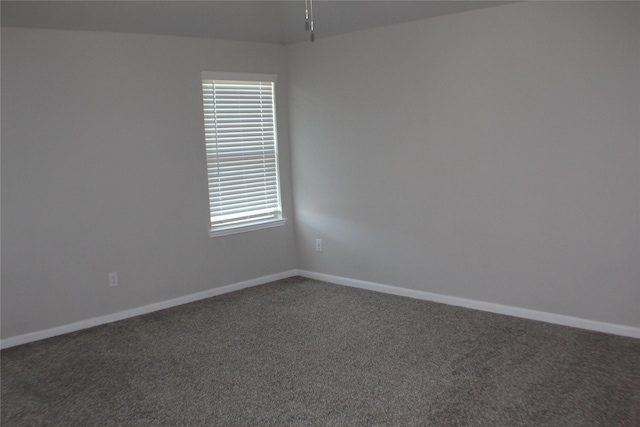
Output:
[211, 209, 280, 226]
[210, 192, 277, 203]
[207, 164, 277, 175]
[210, 199, 279, 212]
[210, 199, 279, 213]
[202, 77, 282, 230]
[210, 202, 280, 216]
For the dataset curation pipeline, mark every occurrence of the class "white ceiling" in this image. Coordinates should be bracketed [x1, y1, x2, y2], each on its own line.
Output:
[1, 1, 508, 44]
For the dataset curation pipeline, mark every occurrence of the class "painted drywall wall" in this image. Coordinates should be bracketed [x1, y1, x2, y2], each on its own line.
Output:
[288, 1, 640, 327]
[1, 28, 297, 338]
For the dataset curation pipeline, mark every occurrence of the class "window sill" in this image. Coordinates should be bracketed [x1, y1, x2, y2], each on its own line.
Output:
[209, 218, 287, 238]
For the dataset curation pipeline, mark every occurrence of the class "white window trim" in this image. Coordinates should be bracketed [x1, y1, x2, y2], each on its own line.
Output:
[209, 218, 287, 238]
[202, 71, 277, 83]
[202, 71, 286, 237]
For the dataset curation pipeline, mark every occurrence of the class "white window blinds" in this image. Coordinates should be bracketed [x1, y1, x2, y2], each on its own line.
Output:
[201, 73, 284, 235]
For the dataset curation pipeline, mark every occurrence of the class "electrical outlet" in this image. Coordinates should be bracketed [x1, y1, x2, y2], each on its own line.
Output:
[109, 272, 119, 287]
[315, 239, 323, 252]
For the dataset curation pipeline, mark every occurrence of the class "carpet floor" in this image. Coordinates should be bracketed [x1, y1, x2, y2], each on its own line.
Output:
[2, 276, 639, 426]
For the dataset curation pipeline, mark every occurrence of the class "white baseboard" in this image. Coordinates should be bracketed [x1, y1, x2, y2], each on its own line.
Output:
[0, 270, 298, 349]
[3, 269, 638, 349]
[297, 270, 640, 339]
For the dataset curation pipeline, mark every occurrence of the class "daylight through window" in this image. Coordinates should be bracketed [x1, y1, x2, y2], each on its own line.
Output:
[201, 72, 285, 237]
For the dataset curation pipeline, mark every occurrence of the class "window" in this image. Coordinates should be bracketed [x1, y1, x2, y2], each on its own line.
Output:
[201, 72, 286, 237]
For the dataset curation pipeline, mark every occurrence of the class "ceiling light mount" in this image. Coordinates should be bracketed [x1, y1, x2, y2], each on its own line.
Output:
[305, 0, 315, 42]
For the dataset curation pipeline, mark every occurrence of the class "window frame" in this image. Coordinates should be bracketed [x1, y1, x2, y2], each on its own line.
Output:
[201, 71, 286, 237]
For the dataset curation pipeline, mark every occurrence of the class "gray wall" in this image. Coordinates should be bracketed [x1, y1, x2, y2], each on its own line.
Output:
[1, 28, 298, 338]
[2, 1, 639, 340]
[288, 1, 640, 327]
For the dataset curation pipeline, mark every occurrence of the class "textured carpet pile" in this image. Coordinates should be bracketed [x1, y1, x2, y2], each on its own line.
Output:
[2, 276, 639, 426]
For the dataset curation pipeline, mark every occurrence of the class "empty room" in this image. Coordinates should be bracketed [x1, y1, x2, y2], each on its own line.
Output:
[2, 1, 639, 425]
